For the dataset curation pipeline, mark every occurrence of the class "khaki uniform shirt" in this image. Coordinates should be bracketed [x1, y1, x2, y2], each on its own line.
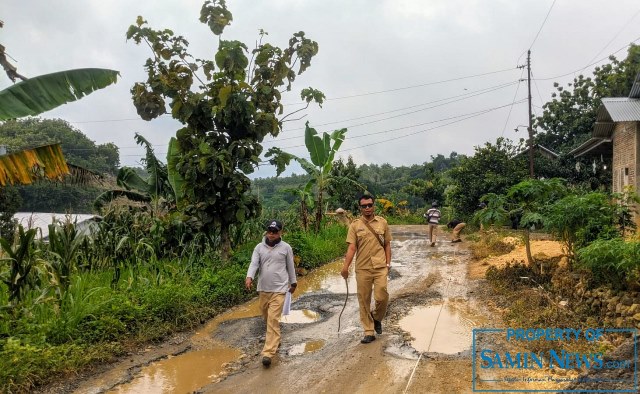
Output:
[346, 216, 392, 270]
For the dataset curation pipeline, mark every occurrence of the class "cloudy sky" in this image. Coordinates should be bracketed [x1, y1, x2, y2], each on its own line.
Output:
[2, 0, 640, 178]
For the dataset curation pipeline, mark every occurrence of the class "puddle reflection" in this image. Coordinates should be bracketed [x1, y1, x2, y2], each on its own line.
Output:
[398, 302, 478, 354]
[296, 258, 356, 294]
[288, 340, 325, 356]
[281, 309, 320, 324]
[107, 348, 240, 394]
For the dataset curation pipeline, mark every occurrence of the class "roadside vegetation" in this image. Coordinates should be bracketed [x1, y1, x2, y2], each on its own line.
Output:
[2, 1, 640, 392]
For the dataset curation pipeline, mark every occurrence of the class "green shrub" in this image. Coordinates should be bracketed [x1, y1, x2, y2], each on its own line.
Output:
[287, 224, 347, 269]
[577, 238, 640, 289]
[195, 265, 252, 307]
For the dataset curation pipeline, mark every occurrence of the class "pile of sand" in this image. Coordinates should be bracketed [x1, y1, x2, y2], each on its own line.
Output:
[468, 240, 564, 279]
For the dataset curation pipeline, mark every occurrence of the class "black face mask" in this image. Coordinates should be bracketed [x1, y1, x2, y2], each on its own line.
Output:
[265, 236, 281, 247]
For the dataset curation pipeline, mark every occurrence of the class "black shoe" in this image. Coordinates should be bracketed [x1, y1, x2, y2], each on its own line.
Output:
[430, 242, 435, 247]
[262, 356, 271, 367]
[453, 239, 462, 243]
[371, 312, 382, 334]
[360, 335, 376, 344]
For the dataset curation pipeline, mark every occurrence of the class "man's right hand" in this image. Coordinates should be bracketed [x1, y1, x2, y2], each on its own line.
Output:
[245, 277, 253, 290]
[340, 266, 349, 279]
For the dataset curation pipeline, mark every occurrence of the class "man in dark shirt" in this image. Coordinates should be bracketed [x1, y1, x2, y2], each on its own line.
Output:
[447, 219, 466, 243]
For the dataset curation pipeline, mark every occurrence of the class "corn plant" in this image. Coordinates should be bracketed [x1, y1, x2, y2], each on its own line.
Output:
[47, 218, 85, 299]
[0, 225, 40, 303]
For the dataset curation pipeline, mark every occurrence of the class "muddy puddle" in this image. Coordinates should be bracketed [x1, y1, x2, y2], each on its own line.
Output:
[287, 340, 325, 356]
[103, 258, 349, 393]
[398, 300, 481, 354]
[106, 348, 240, 394]
[72, 225, 492, 394]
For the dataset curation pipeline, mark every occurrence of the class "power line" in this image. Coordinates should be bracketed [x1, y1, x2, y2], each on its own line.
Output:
[529, 0, 558, 50]
[534, 36, 640, 81]
[270, 80, 520, 141]
[578, 8, 640, 76]
[283, 67, 518, 104]
[501, 68, 526, 137]
[120, 101, 527, 161]
[68, 80, 520, 152]
[63, 67, 519, 125]
[275, 100, 527, 152]
[530, 70, 546, 108]
[341, 100, 528, 153]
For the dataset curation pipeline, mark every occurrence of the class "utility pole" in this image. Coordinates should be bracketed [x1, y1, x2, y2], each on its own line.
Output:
[527, 50, 534, 177]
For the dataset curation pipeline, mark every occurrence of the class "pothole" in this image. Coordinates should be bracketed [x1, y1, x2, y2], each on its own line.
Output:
[398, 301, 477, 355]
[107, 347, 240, 394]
[281, 309, 321, 324]
[287, 339, 325, 356]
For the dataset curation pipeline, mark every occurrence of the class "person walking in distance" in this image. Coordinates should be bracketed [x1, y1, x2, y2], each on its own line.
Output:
[341, 194, 392, 344]
[425, 201, 441, 247]
[447, 218, 466, 242]
[245, 220, 297, 367]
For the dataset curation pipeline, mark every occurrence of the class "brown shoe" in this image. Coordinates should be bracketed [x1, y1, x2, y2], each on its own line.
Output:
[360, 335, 376, 344]
[262, 356, 271, 367]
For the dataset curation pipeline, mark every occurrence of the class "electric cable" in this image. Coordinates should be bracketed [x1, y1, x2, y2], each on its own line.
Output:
[403, 277, 453, 394]
[529, 0, 558, 50]
[272, 81, 519, 138]
[501, 68, 526, 137]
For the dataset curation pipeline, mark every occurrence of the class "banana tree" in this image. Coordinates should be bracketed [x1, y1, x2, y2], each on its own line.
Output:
[267, 122, 360, 232]
[0, 68, 119, 186]
[94, 133, 184, 211]
[0, 143, 69, 186]
[0, 68, 119, 120]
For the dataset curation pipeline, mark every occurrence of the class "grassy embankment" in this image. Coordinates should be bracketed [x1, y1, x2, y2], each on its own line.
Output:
[0, 224, 347, 393]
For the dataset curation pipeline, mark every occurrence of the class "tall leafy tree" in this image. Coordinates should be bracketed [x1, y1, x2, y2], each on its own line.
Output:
[446, 138, 528, 216]
[127, 0, 324, 257]
[326, 156, 362, 213]
[535, 44, 640, 153]
[402, 163, 446, 208]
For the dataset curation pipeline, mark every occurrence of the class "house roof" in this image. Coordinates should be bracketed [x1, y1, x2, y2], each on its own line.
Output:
[571, 72, 640, 158]
[630, 72, 640, 99]
[514, 144, 559, 159]
[569, 137, 612, 158]
[598, 98, 640, 122]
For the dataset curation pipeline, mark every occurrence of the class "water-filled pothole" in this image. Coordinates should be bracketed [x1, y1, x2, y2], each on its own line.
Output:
[281, 309, 320, 324]
[107, 347, 240, 394]
[398, 301, 476, 354]
[288, 339, 325, 355]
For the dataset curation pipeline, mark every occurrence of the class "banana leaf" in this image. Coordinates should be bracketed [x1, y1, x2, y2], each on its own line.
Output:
[0, 143, 69, 186]
[0, 68, 119, 120]
[167, 137, 186, 207]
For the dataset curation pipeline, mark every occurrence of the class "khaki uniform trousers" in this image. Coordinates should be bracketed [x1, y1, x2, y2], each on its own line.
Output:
[452, 223, 466, 241]
[259, 292, 285, 357]
[428, 223, 438, 244]
[356, 267, 389, 336]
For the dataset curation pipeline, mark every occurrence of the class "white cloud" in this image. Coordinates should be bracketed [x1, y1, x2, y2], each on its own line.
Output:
[2, 0, 639, 175]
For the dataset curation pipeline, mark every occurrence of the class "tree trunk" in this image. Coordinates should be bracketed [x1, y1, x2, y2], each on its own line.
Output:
[523, 229, 536, 274]
[315, 190, 323, 233]
[301, 200, 308, 231]
[220, 223, 231, 261]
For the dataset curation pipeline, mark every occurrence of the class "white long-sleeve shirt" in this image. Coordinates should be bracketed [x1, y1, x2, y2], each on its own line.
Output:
[246, 239, 297, 293]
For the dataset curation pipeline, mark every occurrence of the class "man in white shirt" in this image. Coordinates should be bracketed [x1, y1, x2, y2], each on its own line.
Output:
[245, 220, 297, 367]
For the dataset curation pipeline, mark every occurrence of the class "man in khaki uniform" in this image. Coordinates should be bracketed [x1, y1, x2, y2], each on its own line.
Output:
[341, 195, 392, 344]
